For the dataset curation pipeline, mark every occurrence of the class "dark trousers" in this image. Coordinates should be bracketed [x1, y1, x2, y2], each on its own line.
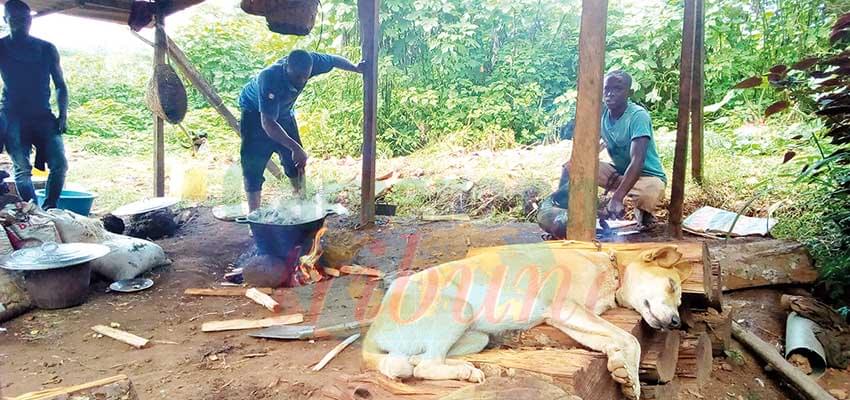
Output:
[239, 109, 302, 193]
[0, 111, 67, 208]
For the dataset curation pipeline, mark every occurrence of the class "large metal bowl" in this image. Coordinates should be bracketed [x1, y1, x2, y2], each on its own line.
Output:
[235, 211, 331, 260]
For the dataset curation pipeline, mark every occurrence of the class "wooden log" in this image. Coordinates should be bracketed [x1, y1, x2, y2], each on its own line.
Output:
[459, 348, 619, 400]
[708, 239, 817, 291]
[680, 307, 731, 357]
[731, 322, 837, 400]
[567, 0, 609, 241]
[676, 333, 712, 390]
[91, 325, 149, 349]
[690, 0, 705, 185]
[7, 374, 138, 400]
[668, 0, 698, 238]
[153, 11, 166, 197]
[640, 329, 681, 384]
[358, 0, 379, 227]
[183, 287, 272, 297]
[245, 288, 281, 313]
[641, 380, 680, 400]
[201, 313, 303, 332]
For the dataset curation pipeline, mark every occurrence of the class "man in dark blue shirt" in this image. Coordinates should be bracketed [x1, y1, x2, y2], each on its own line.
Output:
[238, 50, 363, 211]
[0, 0, 68, 209]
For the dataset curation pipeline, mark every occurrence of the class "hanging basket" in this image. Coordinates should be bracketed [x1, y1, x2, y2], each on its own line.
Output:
[240, 0, 320, 36]
[145, 63, 188, 124]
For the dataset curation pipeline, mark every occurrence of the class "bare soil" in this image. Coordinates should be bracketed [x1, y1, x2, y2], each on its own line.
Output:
[1, 209, 847, 399]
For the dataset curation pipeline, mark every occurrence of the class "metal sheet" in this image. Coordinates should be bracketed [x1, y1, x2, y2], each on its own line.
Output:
[785, 311, 828, 377]
[112, 197, 180, 217]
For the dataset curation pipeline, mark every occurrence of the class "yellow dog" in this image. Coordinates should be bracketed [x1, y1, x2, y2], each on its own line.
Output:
[362, 243, 692, 399]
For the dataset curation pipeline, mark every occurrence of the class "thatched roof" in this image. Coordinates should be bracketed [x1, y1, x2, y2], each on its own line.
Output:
[2, 0, 205, 24]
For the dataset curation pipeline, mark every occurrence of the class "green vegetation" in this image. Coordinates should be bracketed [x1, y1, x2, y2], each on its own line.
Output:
[29, 0, 850, 302]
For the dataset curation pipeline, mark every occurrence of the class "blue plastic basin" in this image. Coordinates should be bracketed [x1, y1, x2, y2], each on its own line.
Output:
[35, 189, 97, 215]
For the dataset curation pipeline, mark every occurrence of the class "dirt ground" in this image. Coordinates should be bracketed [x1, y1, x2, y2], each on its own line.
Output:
[1, 209, 848, 399]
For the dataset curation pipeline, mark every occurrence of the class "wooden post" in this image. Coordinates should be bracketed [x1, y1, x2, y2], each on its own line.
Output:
[567, 0, 608, 241]
[153, 10, 166, 197]
[690, 0, 705, 185]
[668, 0, 697, 238]
[359, 0, 379, 227]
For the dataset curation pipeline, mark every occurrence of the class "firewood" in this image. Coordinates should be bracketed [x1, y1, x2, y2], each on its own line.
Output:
[339, 265, 384, 278]
[8, 374, 138, 400]
[681, 306, 730, 357]
[676, 333, 712, 390]
[184, 287, 273, 297]
[245, 288, 281, 313]
[640, 329, 681, 384]
[311, 333, 360, 371]
[91, 325, 149, 349]
[709, 239, 817, 291]
[323, 267, 341, 277]
[201, 313, 303, 332]
[421, 214, 471, 222]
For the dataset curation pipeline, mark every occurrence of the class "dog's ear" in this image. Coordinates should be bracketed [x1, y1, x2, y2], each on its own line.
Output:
[674, 261, 694, 283]
[640, 246, 683, 268]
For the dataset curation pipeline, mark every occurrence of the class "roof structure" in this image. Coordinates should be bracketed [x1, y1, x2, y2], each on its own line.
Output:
[2, 0, 204, 24]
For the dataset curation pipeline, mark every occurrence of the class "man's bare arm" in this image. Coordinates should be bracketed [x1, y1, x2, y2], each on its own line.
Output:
[260, 113, 307, 168]
[49, 46, 68, 133]
[612, 137, 649, 202]
[330, 55, 365, 74]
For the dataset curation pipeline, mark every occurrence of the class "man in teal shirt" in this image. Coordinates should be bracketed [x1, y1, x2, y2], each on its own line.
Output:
[540, 71, 666, 237]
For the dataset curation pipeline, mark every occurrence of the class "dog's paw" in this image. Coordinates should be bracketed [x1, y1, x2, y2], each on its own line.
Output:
[466, 366, 486, 383]
[379, 356, 414, 379]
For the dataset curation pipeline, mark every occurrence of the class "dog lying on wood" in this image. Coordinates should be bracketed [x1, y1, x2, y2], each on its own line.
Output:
[362, 242, 692, 399]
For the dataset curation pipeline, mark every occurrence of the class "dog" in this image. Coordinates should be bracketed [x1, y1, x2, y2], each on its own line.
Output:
[362, 242, 693, 399]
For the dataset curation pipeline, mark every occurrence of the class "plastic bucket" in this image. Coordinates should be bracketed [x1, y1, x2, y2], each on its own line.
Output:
[35, 189, 97, 215]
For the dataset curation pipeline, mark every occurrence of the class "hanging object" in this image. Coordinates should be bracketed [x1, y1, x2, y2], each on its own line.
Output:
[145, 63, 188, 124]
[240, 0, 320, 36]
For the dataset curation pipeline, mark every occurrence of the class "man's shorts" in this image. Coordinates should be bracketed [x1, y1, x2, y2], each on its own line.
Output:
[597, 162, 666, 212]
[240, 109, 301, 193]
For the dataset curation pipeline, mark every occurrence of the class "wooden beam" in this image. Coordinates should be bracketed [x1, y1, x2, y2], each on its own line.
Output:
[153, 10, 166, 197]
[358, 0, 379, 227]
[690, 0, 705, 185]
[159, 34, 284, 179]
[201, 313, 303, 332]
[567, 0, 608, 241]
[668, 0, 698, 238]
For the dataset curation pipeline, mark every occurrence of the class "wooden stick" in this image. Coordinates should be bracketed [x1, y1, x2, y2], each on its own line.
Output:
[8, 375, 133, 400]
[245, 288, 281, 313]
[91, 325, 149, 349]
[567, 0, 608, 241]
[152, 12, 166, 197]
[731, 322, 836, 400]
[311, 333, 361, 371]
[339, 265, 384, 278]
[183, 287, 272, 297]
[323, 267, 341, 277]
[201, 313, 304, 332]
[690, 0, 705, 184]
[669, 0, 698, 238]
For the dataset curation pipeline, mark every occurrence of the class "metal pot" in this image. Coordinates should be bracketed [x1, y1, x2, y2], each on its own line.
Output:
[1, 242, 111, 309]
[235, 210, 332, 259]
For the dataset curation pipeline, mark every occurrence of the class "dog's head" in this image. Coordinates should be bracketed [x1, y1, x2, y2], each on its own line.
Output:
[616, 246, 693, 330]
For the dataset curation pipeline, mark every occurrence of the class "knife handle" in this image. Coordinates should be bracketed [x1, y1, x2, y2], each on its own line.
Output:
[313, 318, 374, 338]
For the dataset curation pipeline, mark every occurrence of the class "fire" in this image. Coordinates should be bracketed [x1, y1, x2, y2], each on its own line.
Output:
[296, 227, 328, 284]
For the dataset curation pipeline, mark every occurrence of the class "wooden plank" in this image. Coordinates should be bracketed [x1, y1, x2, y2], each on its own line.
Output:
[668, 0, 698, 238]
[201, 313, 303, 332]
[358, 0, 379, 227]
[639, 329, 680, 384]
[245, 288, 281, 313]
[183, 287, 273, 297]
[421, 214, 471, 222]
[680, 307, 730, 357]
[459, 348, 619, 400]
[153, 11, 166, 197]
[690, 0, 705, 185]
[162, 35, 283, 179]
[676, 333, 712, 390]
[567, 0, 609, 241]
[710, 239, 817, 291]
[502, 308, 643, 351]
[91, 325, 149, 349]
[8, 375, 138, 400]
[339, 265, 384, 278]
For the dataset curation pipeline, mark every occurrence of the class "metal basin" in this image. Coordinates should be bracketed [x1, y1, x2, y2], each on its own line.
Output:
[20, 262, 92, 309]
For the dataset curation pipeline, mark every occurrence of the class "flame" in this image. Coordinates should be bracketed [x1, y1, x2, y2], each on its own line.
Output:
[296, 227, 328, 284]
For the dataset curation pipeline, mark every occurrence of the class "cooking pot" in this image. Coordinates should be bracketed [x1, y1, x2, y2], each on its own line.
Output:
[235, 209, 334, 259]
